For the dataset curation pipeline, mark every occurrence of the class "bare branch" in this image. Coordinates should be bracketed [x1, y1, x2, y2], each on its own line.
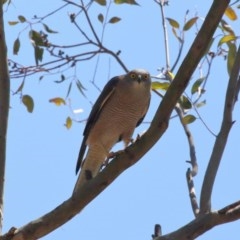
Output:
[155, 201, 240, 240]
[156, 0, 171, 70]
[186, 168, 200, 217]
[174, 104, 199, 216]
[152, 224, 162, 239]
[0, 2, 10, 234]
[175, 105, 198, 176]
[79, 0, 102, 45]
[200, 44, 240, 214]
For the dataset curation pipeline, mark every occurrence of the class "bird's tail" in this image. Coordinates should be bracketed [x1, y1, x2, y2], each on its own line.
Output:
[73, 144, 107, 193]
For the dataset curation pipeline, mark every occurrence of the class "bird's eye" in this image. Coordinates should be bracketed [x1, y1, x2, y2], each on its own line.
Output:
[143, 74, 148, 80]
[130, 73, 136, 79]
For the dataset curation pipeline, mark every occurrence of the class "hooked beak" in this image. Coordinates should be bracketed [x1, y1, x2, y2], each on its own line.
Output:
[137, 74, 142, 83]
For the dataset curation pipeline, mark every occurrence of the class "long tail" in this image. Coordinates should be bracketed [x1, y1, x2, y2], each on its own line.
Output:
[73, 144, 107, 193]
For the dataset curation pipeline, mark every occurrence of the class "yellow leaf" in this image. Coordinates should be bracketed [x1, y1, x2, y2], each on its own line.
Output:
[166, 71, 175, 81]
[49, 97, 66, 106]
[218, 35, 237, 46]
[151, 81, 170, 91]
[225, 7, 237, 21]
[65, 117, 72, 129]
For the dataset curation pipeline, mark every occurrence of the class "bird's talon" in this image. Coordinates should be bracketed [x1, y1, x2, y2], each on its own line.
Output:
[136, 134, 141, 141]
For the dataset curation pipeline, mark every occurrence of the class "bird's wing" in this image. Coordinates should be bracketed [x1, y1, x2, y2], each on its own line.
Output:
[136, 94, 151, 127]
[75, 76, 120, 174]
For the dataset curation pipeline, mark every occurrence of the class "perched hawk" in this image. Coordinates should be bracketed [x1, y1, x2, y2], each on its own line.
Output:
[73, 69, 151, 193]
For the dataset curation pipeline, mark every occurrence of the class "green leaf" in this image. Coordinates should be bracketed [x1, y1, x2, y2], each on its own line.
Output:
[34, 46, 44, 65]
[227, 42, 237, 76]
[182, 114, 196, 125]
[114, 0, 139, 5]
[196, 100, 206, 108]
[76, 79, 87, 97]
[42, 23, 58, 34]
[151, 81, 170, 91]
[94, 0, 107, 6]
[64, 117, 72, 129]
[220, 20, 235, 35]
[225, 6, 237, 21]
[98, 13, 104, 23]
[108, 17, 121, 24]
[29, 30, 45, 46]
[166, 18, 180, 29]
[13, 37, 20, 55]
[54, 74, 66, 83]
[183, 17, 198, 31]
[179, 95, 192, 109]
[22, 95, 34, 113]
[18, 15, 26, 23]
[191, 77, 205, 95]
[8, 21, 19, 26]
[66, 82, 73, 98]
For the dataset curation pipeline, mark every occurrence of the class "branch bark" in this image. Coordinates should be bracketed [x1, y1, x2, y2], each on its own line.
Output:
[0, 2, 10, 235]
[155, 201, 240, 240]
[200, 44, 240, 213]
[1, 0, 230, 239]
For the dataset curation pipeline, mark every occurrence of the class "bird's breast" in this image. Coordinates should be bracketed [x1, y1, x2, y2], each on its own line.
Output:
[86, 84, 150, 150]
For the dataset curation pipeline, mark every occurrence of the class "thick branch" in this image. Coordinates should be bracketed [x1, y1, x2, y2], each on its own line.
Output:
[0, 2, 10, 235]
[3, 0, 229, 239]
[200, 44, 240, 213]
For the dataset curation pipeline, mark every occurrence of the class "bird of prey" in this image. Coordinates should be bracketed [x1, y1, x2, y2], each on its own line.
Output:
[73, 69, 151, 193]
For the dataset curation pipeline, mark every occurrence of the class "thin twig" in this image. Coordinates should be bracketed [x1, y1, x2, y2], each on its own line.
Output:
[79, 0, 102, 45]
[155, 0, 170, 70]
[175, 104, 198, 176]
[171, 10, 188, 72]
[192, 104, 217, 137]
[35, 3, 68, 21]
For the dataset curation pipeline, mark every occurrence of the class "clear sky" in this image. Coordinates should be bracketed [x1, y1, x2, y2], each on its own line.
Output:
[3, 0, 240, 239]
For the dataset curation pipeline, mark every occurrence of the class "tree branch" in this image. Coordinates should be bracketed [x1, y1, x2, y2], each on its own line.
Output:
[0, 2, 10, 235]
[200, 44, 240, 213]
[2, 0, 230, 239]
[155, 200, 240, 240]
[156, 0, 171, 70]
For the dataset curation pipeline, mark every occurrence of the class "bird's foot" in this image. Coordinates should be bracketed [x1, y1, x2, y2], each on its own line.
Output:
[101, 150, 125, 169]
[108, 150, 125, 159]
[129, 134, 141, 144]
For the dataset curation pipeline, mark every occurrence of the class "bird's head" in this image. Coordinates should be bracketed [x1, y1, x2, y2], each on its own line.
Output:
[127, 69, 151, 85]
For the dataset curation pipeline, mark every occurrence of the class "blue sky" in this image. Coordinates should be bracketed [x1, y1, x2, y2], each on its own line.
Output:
[3, 0, 240, 239]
